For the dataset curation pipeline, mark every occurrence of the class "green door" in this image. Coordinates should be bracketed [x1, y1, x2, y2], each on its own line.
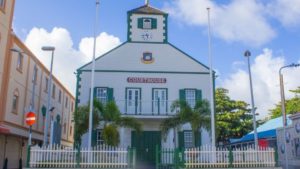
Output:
[132, 131, 161, 169]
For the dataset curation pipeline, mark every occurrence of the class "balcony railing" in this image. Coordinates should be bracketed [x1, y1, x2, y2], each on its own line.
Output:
[113, 100, 177, 116]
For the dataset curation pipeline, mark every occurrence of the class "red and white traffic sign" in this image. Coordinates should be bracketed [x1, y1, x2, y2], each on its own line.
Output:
[26, 112, 36, 126]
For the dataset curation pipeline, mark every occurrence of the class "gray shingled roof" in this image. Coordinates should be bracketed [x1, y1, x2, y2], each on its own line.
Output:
[128, 5, 167, 15]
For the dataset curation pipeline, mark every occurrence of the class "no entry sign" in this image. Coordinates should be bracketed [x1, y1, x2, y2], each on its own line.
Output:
[26, 112, 36, 126]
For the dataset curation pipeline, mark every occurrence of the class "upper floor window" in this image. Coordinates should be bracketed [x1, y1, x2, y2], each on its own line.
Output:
[17, 53, 23, 72]
[58, 90, 62, 103]
[138, 18, 157, 29]
[32, 66, 38, 83]
[65, 97, 68, 108]
[95, 88, 108, 104]
[71, 101, 74, 112]
[12, 89, 19, 114]
[179, 89, 202, 108]
[44, 77, 49, 92]
[52, 84, 56, 99]
[0, 0, 5, 11]
[185, 89, 196, 108]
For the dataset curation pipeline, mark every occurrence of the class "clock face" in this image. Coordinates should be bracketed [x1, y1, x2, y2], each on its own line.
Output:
[141, 31, 153, 41]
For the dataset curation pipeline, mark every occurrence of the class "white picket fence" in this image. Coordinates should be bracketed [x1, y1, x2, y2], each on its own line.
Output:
[184, 145, 276, 168]
[29, 144, 134, 168]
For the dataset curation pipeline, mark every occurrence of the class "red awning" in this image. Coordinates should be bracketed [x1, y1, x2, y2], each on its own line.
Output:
[0, 124, 10, 134]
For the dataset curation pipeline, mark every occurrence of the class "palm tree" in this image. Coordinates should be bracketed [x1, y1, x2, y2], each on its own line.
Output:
[160, 99, 211, 148]
[74, 99, 141, 147]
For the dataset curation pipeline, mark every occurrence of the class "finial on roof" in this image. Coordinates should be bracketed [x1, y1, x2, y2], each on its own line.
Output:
[145, 0, 149, 5]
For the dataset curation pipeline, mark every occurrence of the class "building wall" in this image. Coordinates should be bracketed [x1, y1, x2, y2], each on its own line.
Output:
[78, 42, 212, 148]
[0, 0, 15, 122]
[277, 113, 300, 168]
[2, 35, 74, 145]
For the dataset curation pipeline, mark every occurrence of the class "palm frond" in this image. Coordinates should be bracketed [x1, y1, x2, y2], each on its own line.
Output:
[116, 117, 142, 133]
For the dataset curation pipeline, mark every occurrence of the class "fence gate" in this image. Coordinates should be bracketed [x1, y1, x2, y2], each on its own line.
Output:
[155, 146, 184, 169]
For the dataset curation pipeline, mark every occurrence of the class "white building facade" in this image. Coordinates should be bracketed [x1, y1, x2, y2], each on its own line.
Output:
[76, 4, 214, 166]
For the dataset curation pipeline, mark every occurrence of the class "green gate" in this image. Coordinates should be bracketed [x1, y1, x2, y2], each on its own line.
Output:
[132, 131, 161, 169]
[155, 146, 184, 169]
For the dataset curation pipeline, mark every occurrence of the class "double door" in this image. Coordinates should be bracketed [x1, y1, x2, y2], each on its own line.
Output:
[131, 131, 161, 169]
[153, 89, 167, 115]
[126, 88, 141, 114]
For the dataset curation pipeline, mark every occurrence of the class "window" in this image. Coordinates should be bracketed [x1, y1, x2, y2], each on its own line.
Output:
[96, 129, 104, 145]
[138, 18, 157, 29]
[70, 126, 72, 136]
[63, 123, 67, 134]
[52, 84, 56, 98]
[58, 90, 62, 103]
[96, 88, 108, 104]
[17, 53, 23, 72]
[184, 131, 194, 148]
[0, 0, 5, 11]
[186, 89, 196, 108]
[65, 97, 68, 108]
[12, 89, 19, 114]
[32, 66, 38, 83]
[71, 101, 74, 112]
[45, 77, 49, 92]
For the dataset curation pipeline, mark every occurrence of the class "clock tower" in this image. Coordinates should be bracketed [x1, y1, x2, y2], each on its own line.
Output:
[127, 3, 168, 43]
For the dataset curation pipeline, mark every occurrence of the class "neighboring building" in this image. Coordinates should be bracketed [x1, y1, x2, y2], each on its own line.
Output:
[76, 3, 213, 168]
[229, 116, 292, 149]
[277, 113, 300, 169]
[0, 0, 75, 168]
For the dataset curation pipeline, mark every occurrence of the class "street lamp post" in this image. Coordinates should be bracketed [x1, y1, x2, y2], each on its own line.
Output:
[279, 63, 300, 169]
[88, 0, 100, 150]
[42, 46, 55, 146]
[244, 50, 258, 150]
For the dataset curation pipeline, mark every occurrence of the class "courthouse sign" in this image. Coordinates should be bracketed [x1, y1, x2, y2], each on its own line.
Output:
[127, 77, 167, 84]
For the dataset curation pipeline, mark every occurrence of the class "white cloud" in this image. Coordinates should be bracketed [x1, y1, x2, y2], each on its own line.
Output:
[221, 49, 300, 119]
[164, 0, 276, 46]
[267, 0, 300, 28]
[25, 27, 121, 95]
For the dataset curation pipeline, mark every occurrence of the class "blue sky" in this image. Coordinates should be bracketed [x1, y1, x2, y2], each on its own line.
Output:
[13, 0, 300, 118]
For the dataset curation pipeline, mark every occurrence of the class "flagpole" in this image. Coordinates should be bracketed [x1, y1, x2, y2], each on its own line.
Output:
[207, 7, 216, 148]
[88, 0, 99, 150]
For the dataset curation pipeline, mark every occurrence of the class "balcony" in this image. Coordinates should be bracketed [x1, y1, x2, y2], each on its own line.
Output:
[114, 100, 177, 118]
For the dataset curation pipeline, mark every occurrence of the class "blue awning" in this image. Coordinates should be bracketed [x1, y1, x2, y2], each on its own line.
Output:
[230, 115, 292, 144]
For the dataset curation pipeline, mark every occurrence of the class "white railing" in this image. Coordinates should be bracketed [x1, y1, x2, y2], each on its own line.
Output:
[184, 145, 276, 168]
[30, 144, 135, 168]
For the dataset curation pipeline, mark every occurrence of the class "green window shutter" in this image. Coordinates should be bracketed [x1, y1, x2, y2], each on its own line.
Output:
[178, 132, 184, 149]
[93, 87, 97, 98]
[91, 129, 97, 147]
[138, 18, 143, 29]
[151, 18, 157, 29]
[107, 88, 114, 101]
[194, 131, 201, 147]
[179, 89, 186, 101]
[196, 89, 202, 101]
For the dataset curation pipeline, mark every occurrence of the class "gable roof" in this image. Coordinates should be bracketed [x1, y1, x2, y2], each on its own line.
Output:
[128, 4, 167, 15]
[77, 42, 211, 73]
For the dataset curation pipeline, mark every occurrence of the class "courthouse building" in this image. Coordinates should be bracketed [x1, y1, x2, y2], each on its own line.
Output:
[0, 0, 75, 168]
[76, 3, 214, 167]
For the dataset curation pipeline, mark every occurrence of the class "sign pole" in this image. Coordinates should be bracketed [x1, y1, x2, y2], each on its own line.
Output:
[26, 125, 32, 168]
[25, 111, 36, 168]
